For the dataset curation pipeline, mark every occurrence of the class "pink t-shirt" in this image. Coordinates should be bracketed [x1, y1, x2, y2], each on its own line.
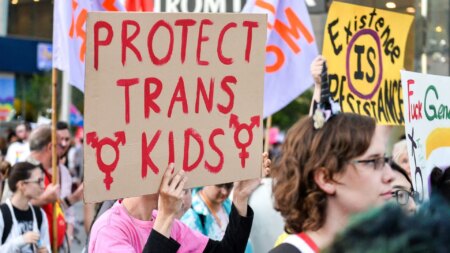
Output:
[89, 203, 209, 253]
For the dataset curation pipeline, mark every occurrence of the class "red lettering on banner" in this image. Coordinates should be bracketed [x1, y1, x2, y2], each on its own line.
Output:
[205, 128, 225, 173]
[217, 22, 237, 65]
[122, 20, 143, 66]
[183, 128, 204, 172]
[148, 20, 174, 65]
[243, 21, 258, 62]
[117, 78, 139, 124]
[168, 77, 189, 118]
[411, 102, 423, 120]
[142, 130, 162, 178]
[144, 77, 162, 118]
[229, 114, 260, 168]
[168, 131, 175, 164]
[86, 131, 126, 190]
[94, 21, 113, 70]
[274, 7, 314, 54]
[175, 19, 196, 63]
[195, 77, 214, 113]
[217, 76, 237, 114]
[115, 75, 239, 118]
[407, 79, 414, 122]
[197, 19, 213, 66]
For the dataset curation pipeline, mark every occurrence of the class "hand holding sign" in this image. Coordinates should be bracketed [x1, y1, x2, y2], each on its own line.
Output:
[154, 163, 188, 238]
[311, 55, 326, 87]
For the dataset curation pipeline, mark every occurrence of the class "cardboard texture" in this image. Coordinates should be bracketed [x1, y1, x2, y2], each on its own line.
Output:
[84, 13, 266, 203]
[401, 71, 450, 202]
[323, 2, 414, 125]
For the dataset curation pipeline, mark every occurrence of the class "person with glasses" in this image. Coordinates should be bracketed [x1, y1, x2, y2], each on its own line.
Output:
[390, 162, 417, 215]
[181, 183, 253, 253]
[0, 162, 50, 252]
[269, 56, 395, 253]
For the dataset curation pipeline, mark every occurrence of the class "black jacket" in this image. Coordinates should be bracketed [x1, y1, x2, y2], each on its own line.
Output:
[143, 204, 254, 253]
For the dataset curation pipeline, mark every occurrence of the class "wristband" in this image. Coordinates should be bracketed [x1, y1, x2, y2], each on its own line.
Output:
[63, 197, 72, 207]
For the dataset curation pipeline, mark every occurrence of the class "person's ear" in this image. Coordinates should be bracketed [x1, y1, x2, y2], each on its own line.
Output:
[17, 181, 25, 191]
[46, 142, 52, 152]
[314, 167, 336, 195]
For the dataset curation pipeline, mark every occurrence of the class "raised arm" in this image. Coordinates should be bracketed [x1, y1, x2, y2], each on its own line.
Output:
[309, 55, 326, 116]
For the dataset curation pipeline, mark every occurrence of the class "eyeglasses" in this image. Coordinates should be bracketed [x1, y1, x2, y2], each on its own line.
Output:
[391, 189, 419, 205]
[352, 156, 390, 171]
[24, 178, 45, 186]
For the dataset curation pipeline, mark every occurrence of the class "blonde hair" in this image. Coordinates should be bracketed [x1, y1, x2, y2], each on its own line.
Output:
[392, 139, 407, 164]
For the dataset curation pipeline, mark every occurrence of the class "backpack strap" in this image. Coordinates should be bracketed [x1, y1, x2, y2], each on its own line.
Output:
[0, 203, 12, 244]
[31, 206, 43, 229]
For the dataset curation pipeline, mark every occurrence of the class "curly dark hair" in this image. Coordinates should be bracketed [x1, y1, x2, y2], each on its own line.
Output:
[272, 113, 376, 233]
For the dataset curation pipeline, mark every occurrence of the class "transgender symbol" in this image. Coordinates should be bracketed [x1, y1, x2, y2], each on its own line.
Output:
[86, 131, 126, 190]
[229, 114, 260, 168]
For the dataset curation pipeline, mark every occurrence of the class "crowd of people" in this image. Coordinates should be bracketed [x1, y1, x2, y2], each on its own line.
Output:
[0, 56, 449, 253]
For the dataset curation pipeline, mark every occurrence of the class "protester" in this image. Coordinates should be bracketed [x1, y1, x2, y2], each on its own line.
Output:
[181, 183, 253, 253]
[28, 125, 83, 251]
[392, 139, 411, 176]
[430, 162, 450, 204]
[0, 137, 7, 162]
[6, 129, 18, 145]
[89, 155, 270, 253]
[56, 121, 83, 246]
[390, 161, 417, 214]
[5, 122, 32, 166]
[67, 137, 83, 180]
[26, 125, 63, 249]
[0, 161, 11, 200]
[0, 162, 50, 252]
[325, 198, 450, 253]
[269, 56, 395, 252]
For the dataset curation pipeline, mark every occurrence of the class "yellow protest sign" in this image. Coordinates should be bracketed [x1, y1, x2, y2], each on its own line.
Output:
[323, 2, 413, 125]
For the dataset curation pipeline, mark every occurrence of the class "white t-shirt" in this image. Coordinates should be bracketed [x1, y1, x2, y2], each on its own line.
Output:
[5, 142, 30, 166]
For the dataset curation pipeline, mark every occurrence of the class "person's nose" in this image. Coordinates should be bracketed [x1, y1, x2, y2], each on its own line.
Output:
[408, 198, 417, 214]
[383, 163, 395, 184]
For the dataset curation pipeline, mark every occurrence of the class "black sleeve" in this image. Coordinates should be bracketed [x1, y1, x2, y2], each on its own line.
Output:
[269, 243, 302, 253]
[142, 229, 180, 253]
[203, 204, 254, 253]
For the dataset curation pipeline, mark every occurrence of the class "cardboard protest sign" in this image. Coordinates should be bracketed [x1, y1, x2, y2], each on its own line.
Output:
[323, 2, 413, 125]
[84, 12, 266, 203]
[401, 70, 450, 202]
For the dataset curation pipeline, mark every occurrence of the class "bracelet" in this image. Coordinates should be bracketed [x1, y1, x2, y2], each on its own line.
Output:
[63, 197, 72, 207]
